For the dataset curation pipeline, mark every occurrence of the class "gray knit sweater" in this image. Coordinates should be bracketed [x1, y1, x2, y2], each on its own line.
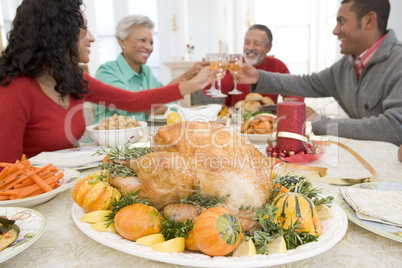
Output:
[251, 30, 402, 145]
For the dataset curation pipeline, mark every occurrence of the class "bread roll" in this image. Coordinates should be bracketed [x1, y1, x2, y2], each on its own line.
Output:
[245, 93, 263, 102]
[244, 100, 261, 112]
[261, 96, 275, 105]
[234, 100, 245, 110]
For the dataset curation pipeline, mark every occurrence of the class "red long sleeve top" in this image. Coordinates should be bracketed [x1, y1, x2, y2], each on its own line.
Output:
[203, 56, 303, 107]
[0, 73, 182, 163]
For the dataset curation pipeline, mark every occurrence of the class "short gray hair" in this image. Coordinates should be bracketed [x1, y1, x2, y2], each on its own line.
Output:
[115, 15, 155, 40]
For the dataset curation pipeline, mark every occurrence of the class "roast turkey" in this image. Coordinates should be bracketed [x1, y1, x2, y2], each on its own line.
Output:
[109, 121, 273, 230]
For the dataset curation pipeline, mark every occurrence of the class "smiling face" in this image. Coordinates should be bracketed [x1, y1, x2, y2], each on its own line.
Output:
[333, 1, 367, 57]
[118, 25, 153, 73]
[243, 28, 272, 66]
[78, 13, 95, 63]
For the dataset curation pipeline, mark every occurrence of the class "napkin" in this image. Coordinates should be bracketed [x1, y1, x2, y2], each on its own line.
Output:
[340, 187, 402, 227]
[30, 150, 104, 168]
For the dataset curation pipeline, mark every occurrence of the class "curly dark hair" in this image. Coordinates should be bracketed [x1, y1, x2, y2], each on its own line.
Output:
[0, 0, 89, 98]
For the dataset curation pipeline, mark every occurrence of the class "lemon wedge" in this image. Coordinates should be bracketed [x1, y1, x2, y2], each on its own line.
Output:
[232, 238, 256, 257]
[266, 236, 287, 254]
[81, 210, 112, 223]
[136, 233, 166, 246]
[316, 204, 332, 220]
[151, 237, 185, 253]
[91, 222, 118, 233]
[167, 112, 182, 125]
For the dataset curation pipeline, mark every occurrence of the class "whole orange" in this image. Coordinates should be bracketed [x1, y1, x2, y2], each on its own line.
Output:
[114, 203, 163, 241]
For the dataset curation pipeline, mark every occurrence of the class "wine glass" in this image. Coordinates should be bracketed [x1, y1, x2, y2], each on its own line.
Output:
[206, 53, 227, 98]
[227, 54, 243, 95]
[205, 81, 218, 96]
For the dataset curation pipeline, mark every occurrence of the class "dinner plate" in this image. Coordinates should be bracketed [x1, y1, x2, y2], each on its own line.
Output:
[72, 203, 347, 267]
[0, 168, 80, 208]
[336, 182, 402, 243]
[0, 207, 46, 264]
[31, 147, 103, 171]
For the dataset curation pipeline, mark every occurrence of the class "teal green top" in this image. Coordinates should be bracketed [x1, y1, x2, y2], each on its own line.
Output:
[94, 53, 175, 123]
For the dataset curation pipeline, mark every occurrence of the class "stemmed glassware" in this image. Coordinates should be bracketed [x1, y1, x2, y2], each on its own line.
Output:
[206, 53, 227, 98]
[227, 54, 243, 95]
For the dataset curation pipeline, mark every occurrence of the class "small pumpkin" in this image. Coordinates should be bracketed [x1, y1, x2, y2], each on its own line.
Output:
[72, 170, 121, 213]
[114, 203, 162, 242]
[185, 207, 242, 256]
[271, 192, 321, 236]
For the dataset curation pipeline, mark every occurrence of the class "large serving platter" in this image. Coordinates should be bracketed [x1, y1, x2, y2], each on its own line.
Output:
[72, 203, 347, 267]
[336, 182, 402, 243]
[0, 207, 46, 264]
[0, 168, 80, 208]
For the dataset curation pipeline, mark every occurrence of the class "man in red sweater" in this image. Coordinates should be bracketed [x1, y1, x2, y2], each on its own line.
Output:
[204, 24, 302, 107]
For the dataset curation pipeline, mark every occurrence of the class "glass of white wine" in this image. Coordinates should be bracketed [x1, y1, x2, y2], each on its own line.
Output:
[227, 54, 243, 95]
[206, 53, 227, 98]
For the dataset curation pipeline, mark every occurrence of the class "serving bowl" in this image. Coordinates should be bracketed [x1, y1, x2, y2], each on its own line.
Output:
[86, 121, 147, 147]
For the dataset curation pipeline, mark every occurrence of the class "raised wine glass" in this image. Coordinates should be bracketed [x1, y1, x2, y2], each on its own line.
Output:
[206, 53, 227, 98]
[227, 54, 243, 95]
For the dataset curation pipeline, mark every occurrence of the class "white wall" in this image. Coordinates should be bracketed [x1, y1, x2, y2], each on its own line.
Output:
[388, 0, 402, 39]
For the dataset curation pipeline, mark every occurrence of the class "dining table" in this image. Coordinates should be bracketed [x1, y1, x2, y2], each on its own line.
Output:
[1, 120, 402, 268]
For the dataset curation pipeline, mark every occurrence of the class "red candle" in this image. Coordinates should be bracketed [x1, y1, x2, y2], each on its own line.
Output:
[276, 102, 306, 153]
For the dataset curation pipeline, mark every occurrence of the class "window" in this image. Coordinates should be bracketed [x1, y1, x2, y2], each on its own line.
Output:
[254, 0, 339, 74]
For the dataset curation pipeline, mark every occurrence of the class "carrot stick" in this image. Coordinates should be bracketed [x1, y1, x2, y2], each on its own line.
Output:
[0, 166, 10, 181]
[0, 195, 9, 200]
[11, 176, 59, 199]
[0, 163, 13, 168]
[31, 174, 53, 192]
[0, 189, 21, 196]
[0, 170, 22, 189]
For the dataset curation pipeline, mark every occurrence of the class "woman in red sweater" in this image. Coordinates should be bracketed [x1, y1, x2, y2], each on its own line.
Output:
[0, 0, 216, 164]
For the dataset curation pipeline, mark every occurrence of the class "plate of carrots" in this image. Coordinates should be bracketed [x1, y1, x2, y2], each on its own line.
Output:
[0, 155, 80, 208]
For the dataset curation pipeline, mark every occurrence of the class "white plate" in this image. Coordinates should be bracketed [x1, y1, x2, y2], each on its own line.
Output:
[0, 168, 80, 208]
[336, 182, 402, 243]
[31, 147, 102, 170]
[0, 207, 46, 263]
[243, 133, 276, 144]
[72, 203, 347, 267]
[148, 114, 166, 123]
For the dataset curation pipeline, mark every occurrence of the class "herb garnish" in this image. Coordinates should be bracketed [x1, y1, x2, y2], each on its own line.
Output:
[270, 174, 334, 206]
[95, 145, 151, 162]
[179, 181, 230, 213]
[160, 217, 194, 240]
[248, 204, 318, 254]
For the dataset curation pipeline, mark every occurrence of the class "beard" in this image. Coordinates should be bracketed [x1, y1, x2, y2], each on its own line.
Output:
[244, 50, 262, 65]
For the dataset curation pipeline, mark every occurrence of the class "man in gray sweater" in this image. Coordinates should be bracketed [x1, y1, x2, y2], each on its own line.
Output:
[237, 0, 402, 146]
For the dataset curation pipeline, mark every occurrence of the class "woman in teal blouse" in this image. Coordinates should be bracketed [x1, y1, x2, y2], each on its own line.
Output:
[95, 14, 207, 122]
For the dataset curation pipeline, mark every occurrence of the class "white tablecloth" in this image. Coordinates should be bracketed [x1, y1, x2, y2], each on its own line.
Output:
[2, 133, 402, 268]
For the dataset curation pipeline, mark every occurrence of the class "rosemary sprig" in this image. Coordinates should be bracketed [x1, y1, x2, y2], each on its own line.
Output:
[105, 190, 150, 226]
[247, 204, 318, 254]
[99, 163, 136, 177]
[95, 144, 151, 162]
[160, 217, 194, 240]
[179, 181, 230, 212]
[282, 219, 318, 249]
